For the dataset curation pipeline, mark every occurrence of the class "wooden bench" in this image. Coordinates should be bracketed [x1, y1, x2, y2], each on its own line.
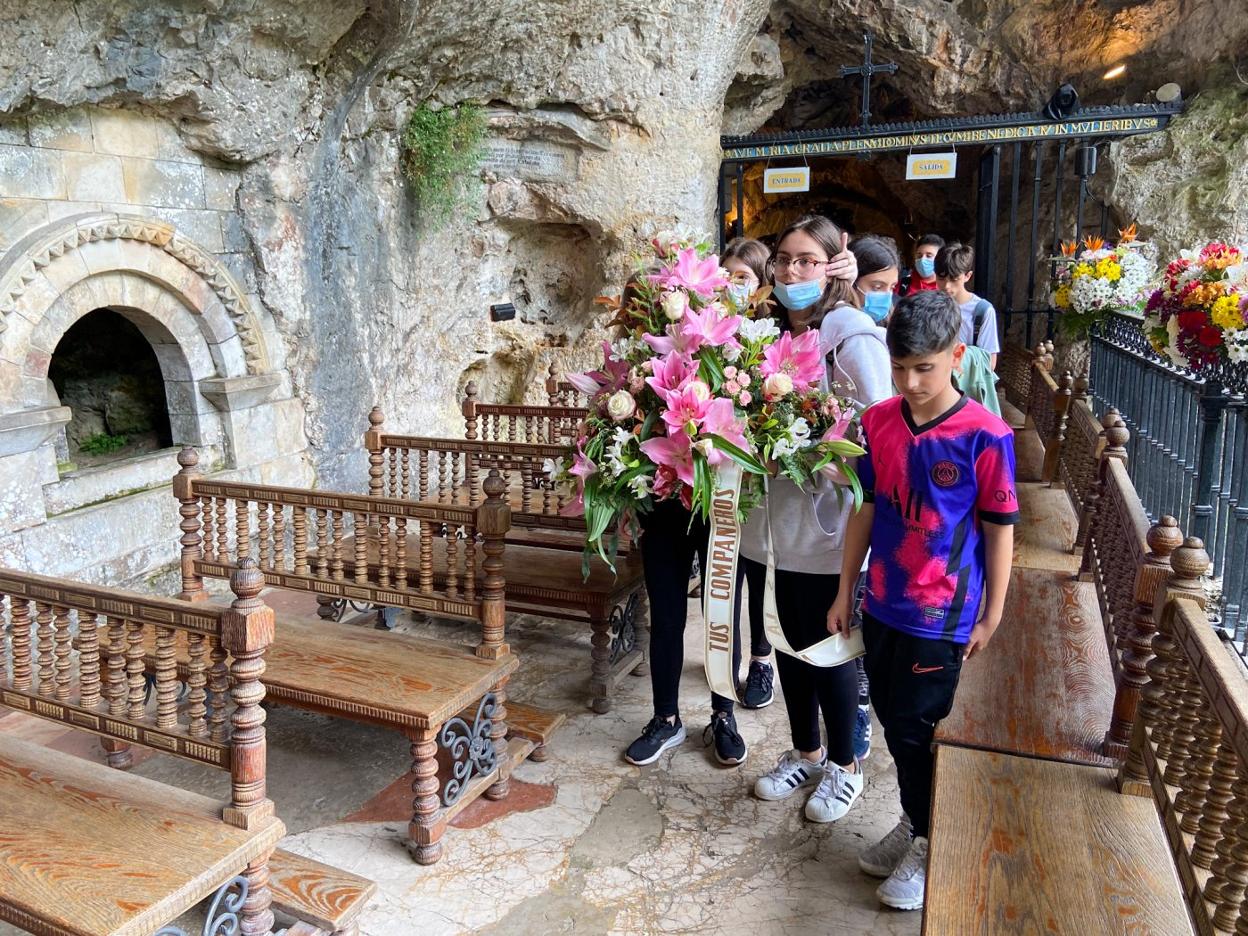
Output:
[1058, 397, 1119, 550]
[170, 449, 542, 864]
[360, 413, 648, 714]
[927, 534, 1234, 935]
[0, 561, 328, 936]
[997, 341, 1051, 413]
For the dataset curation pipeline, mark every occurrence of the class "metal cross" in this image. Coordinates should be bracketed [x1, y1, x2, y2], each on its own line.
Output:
[839, 32, 898, 128]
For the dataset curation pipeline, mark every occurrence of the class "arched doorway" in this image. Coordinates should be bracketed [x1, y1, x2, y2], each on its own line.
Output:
[48, 308, 174, 468]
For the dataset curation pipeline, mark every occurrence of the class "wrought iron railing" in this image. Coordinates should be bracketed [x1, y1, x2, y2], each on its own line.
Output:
[1090, 312, 1248, 650]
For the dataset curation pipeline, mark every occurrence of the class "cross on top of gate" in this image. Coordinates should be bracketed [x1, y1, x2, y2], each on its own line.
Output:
[839, 32, 898, 128]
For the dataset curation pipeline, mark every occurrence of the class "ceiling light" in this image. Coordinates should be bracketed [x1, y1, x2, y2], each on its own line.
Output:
[1103, 64, 1127, 80]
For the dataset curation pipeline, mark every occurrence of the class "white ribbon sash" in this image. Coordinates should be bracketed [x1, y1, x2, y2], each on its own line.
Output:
[703, 464, 864, 704]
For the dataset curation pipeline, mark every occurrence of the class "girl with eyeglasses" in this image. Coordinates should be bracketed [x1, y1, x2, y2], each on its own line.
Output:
[741, 215, 891, 826]
[624, 233, 861, 771]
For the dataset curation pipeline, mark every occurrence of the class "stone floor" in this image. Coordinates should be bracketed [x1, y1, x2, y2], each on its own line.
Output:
[0, 590, 921, 936]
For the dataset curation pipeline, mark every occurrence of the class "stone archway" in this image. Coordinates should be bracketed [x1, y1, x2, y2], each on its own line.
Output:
[0, 213, 311, 585]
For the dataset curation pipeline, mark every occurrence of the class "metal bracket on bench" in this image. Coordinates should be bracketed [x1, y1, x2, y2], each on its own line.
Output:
[439, 692, 498, 807]
[154, 874, 262, 936]
[608, 592, 641, 665]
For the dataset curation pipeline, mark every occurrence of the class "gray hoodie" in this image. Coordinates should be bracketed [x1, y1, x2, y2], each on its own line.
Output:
[739, 304, 891, 574]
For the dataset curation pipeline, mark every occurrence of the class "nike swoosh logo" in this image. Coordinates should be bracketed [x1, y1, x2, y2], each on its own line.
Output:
[912, 664, 945, 674]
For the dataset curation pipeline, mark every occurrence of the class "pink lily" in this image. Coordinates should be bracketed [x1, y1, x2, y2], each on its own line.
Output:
[645, 351, 697, 398]
[648, 247, 730, 298]
[679, 303, 742, 351]
[568, 341, 631, 396]
[558, 488, 586, 517]
[699, 398, 751, 466]
[659, 383, 712, 436]
[760, 330, 824, 392]
[569, 447, 597, 480]
[642, 326, 695, 356]
[641, 431, 695, 486]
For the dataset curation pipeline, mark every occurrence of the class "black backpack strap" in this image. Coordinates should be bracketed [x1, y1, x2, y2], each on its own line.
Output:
[972, 299, 991, 344]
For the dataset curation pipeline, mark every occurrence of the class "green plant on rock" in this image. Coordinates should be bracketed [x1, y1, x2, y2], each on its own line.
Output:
[400, 102, 487, 225]
[78, 433, 128, 456]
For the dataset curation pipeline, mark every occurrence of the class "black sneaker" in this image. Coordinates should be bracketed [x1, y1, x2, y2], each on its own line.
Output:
[740, 659, 774, 709]
[625, 716, 686, 766]
[703, 711, 748, 766]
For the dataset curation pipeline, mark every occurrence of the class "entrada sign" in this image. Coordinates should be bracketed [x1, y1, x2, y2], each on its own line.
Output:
[722, 115, 1170, 162]
[763, 167, 811, 193]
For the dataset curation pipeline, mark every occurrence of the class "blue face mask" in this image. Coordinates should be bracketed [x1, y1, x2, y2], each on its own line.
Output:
[916, 257, 936, 279]
[772, 278, 824, 311]
[862, 290, 893, 323]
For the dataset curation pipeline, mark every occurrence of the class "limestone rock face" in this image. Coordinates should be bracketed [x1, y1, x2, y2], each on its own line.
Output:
[1104, 80, 1248, 259]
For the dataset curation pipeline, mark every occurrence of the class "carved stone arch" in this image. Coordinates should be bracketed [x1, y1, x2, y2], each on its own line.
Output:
[0, 212, 273, 401]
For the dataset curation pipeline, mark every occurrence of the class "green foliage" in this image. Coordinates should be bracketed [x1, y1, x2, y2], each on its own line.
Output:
[399, 102, 487, 225]
[78, 433, 127, 455]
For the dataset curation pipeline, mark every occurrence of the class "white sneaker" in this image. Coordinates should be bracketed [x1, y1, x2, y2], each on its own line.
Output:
[753, 750, 825, 801]
[804, 760, 864, 823]
[858, 814, 913, 877]
[876, 835, 928, 911]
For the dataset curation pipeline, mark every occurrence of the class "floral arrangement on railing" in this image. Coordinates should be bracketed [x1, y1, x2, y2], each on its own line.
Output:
[1143, 242, 1248, 372]
[549, 234, 865, 565]
[1051, 226, 1156, 336]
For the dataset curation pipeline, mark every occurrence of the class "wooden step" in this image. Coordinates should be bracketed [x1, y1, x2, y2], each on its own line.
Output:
[936, 567, 1115, 767]
[505, 701, 565, 748]
[925, 745, 1192, 935]
[0, 734, 284, 936]
[146, 617, 518, 730]
[269, 848, 376, 935]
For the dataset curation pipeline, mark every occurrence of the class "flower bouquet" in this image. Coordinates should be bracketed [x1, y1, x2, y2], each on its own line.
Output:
[1051, 226, 1156, 337]
[1143, 242, 1248, 371]
[551, 234, 866, 568]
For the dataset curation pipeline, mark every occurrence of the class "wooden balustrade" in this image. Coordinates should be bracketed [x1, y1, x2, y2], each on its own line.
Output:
[1056, 394, 1107, 550]
[0, 561, 274, 822]
[1028, 361, 1072, 484]
[462, 381, 586, 446]
[545, 363, 590, 408]
[998, 340, 1052, 411]
[173, 447, 513, 658]
[1118, 533, 1248, 934]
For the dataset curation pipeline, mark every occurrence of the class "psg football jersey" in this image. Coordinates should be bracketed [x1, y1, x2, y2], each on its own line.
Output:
[858, 394, 1019, 642]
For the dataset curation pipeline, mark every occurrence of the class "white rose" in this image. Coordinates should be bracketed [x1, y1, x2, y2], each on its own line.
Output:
[687, 380, 711, 402]
[662, 291, 686, 321]
[606, 390, 637, 422]
[762, 372, 793, 400]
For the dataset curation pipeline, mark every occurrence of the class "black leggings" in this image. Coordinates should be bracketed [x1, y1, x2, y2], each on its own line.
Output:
[742, 557, 857, 764]
[639, 501, 737, 717]
[735, 559, 773, 657]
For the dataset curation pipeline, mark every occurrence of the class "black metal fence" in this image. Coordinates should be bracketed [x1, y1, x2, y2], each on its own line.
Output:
[1090, 313, 1248, 650]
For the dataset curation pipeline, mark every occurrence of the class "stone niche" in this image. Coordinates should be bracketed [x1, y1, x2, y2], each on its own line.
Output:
[0, 210, 312, 586]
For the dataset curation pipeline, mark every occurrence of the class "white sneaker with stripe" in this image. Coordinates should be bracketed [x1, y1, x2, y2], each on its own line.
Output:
[753, 750, 825, 801]
[804, 760, 864, 822]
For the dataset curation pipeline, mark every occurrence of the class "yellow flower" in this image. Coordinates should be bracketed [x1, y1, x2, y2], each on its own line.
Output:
[1073, 262, 1094, 279]
[1211, 294, 1245, 330]
[1095, 259, 1122, 282]
[1054, 284, 1072, 309]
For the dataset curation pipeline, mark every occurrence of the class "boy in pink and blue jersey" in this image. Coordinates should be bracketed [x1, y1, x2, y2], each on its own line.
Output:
[827, 290, 1017, 912]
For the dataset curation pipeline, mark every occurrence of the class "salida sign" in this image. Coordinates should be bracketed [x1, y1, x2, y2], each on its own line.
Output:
[905, 152, 957, 180]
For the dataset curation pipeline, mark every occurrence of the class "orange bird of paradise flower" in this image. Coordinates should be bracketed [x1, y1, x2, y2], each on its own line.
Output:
[1060, 241, 1079, 257]
[1082, 235, 1106, 252]
[1118, 223, 1138, 243]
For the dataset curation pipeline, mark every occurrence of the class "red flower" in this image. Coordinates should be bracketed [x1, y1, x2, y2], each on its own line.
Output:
[1198, 325, 1223, 348]
[1178, 310, 1207, 332]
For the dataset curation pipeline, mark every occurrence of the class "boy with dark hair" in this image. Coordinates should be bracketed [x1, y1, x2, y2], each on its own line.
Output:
[904, 234, 944, 296]
[935, 242, 999, 368]
[826, 289, 1017, 911]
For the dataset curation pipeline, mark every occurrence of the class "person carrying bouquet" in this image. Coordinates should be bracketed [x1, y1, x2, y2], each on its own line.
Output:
[742, 215, 891, 824]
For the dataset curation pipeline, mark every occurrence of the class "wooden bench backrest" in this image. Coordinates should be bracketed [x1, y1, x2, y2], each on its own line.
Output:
[0, 561, 274, 828]
[462, 382, 586, 446]
[1120, 537, 1248, 934]
[1059, 399, 1115, 548]
[364, 409, 583, 533]
[998, 340, 1051, 409]
[1027, 361, 1072, 484]
[173, 448, 512, 656]
[545, 363, 590, 409]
